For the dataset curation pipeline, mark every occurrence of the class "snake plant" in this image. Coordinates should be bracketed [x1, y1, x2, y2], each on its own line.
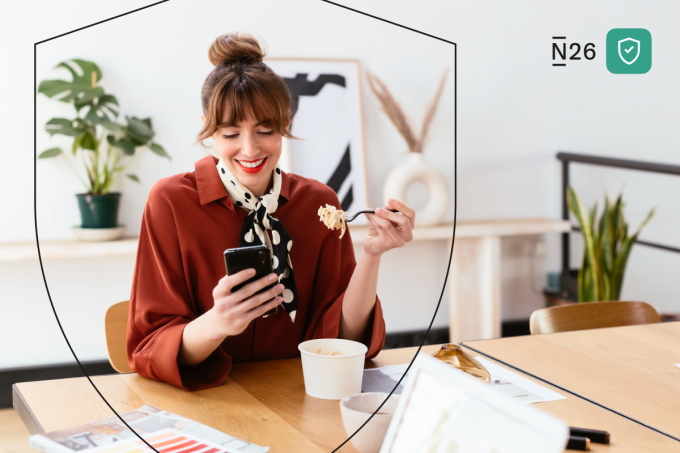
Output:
[37, 58, 170, 195]
[567, 186, 655, 302]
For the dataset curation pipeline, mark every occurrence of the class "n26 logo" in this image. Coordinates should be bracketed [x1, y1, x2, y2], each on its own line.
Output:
[552, 37, 596, 66]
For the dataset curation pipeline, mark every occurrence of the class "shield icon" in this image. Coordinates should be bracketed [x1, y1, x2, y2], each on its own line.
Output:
[618, 38, 640, 65]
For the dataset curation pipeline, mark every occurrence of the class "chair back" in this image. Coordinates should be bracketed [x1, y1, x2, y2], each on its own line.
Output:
[104, 301, 132, 373]
[529, 301, 660, 335]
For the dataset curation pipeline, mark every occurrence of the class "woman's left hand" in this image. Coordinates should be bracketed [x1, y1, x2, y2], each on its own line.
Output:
[363, 198, 415, 257]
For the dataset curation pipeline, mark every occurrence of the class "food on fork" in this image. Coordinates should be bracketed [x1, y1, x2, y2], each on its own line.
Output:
[318, 204, 348, 239]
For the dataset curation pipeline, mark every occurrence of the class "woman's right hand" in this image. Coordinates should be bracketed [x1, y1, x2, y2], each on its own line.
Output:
[209, 269, 284, 338]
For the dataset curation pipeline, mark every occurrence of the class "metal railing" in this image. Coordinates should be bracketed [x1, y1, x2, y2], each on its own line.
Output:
[558, 152, 680, 290]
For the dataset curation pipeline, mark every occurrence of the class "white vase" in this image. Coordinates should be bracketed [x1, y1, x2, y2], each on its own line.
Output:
[383, 152, 449, 226]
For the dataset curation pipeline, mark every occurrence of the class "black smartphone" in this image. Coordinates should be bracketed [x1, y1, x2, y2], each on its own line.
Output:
[224, 245, 278, 316]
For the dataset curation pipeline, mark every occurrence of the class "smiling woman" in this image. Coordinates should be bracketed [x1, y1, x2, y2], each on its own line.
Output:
[196, 32, 296, 196]
[125, 32, 416, 391]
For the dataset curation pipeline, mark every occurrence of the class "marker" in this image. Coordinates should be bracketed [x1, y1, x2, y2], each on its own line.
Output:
[566, 435, 590, 451]
[569, 427, 610, 444]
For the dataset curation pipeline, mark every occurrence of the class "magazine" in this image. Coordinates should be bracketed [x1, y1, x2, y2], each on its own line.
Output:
[28, 405, 269, 453]
[362, 357, 566, 404]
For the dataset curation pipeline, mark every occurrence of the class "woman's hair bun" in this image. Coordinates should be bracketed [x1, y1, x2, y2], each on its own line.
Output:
[208, 32, 265, 67]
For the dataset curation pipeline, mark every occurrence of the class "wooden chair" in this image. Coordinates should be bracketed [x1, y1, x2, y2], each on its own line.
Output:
[529, 301, 660, 335]
[104, 300, 133, 373]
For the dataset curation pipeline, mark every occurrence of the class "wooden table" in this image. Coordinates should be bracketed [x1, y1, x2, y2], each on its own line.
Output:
[13, 345, 680, 452]
[463, 322, 680, 444]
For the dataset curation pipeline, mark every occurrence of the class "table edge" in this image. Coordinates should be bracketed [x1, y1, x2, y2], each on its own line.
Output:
[13, 383, 44, 435]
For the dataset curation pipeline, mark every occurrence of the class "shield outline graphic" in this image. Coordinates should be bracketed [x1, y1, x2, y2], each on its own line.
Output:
[618, 38, 640, 65]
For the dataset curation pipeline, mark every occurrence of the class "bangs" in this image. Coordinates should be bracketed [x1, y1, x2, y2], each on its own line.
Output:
[215, 72, 291, 136]
[196, 61, 297, 146]
[219, 87, 273, 128]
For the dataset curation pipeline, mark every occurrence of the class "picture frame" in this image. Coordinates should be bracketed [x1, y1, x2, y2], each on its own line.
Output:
[265, 58, 369, 223]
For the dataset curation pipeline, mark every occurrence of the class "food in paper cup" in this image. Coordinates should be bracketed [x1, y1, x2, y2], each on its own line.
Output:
[298, 338, 367, 400]
[316, 347, 343, 356]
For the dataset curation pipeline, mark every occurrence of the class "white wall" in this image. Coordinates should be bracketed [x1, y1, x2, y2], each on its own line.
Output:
[3, 0, 680, 368]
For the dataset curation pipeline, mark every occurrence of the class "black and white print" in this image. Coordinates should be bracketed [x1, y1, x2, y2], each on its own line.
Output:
[266, 59, 368, 223]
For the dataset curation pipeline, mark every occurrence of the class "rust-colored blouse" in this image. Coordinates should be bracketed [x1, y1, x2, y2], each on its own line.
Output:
[126, 155, 386, 391]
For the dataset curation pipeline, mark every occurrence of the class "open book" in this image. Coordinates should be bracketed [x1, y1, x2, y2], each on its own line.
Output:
[28, 405, 268, 453]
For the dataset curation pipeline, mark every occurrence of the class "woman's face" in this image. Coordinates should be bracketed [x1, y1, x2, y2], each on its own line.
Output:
[208, 111, 288, 197]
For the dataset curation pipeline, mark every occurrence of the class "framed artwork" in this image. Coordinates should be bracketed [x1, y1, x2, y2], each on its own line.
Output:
[266, 58, 368, 223]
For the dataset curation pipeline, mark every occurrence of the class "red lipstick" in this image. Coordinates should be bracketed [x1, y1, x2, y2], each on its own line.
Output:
[236, 157, 268, 174]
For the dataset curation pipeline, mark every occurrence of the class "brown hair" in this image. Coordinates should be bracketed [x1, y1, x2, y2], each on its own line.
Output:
[196, 32, 295, 146]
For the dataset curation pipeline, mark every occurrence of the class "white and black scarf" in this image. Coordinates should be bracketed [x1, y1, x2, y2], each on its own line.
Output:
[217, 158, 297, 323]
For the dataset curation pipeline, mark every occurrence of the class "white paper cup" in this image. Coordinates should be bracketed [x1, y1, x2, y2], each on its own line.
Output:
[340, 392, 399, 453]
[298, 338, 368, 400]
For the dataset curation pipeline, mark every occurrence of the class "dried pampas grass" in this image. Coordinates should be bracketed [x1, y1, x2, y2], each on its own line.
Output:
[366, 69, 448, 153]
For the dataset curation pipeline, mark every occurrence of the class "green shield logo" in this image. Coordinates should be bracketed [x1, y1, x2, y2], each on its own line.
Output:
[607, 28, 652, 74]
[618, 38, 640, 65]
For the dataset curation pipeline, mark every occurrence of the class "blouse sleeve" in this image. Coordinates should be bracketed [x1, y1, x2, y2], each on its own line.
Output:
[303, 200, 386, 359]
[126, 179, 231, 391]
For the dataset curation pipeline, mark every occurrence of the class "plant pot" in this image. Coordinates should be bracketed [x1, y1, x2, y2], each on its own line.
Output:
[76, 192, 121, 228]
[382, 152, 449, 226]
[543, 290, 577, 307]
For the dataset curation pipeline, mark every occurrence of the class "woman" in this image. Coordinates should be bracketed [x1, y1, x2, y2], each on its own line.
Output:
[126, 32, 415, 391]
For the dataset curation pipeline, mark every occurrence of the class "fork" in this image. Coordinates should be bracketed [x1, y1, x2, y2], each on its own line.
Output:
[346, 209, 399, 223]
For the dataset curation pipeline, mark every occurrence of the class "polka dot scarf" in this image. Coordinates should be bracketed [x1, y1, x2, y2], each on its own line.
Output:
[216, 158, 297, 323]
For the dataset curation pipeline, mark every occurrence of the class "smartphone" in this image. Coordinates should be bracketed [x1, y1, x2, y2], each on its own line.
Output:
[224, 245, 278, 316]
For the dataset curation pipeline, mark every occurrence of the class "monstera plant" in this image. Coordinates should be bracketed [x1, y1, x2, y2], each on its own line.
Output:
[567, 186, 655, 302]
[38, 59, 169, 236]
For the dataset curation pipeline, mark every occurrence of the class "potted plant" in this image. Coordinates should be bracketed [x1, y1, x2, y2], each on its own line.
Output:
[37, 58, 170, 240]
[566, 186, 655, 302]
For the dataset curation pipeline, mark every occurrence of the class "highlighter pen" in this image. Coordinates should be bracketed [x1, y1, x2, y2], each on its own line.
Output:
[569, 427, 611, 444]
[566, 436, 590, 451]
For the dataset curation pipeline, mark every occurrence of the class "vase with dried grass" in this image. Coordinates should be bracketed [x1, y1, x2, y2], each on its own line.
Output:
[366, 70, 450, 226]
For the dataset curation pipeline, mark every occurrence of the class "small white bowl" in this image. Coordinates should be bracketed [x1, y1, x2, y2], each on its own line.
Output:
[340, 392, 399, 453]
[298, 338, 367, 400]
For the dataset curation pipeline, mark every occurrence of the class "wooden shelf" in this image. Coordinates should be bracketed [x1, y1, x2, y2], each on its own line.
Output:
[0, 218, 569, 262]
[0, 237, 140, 262]
[348, 218, 570, 243]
